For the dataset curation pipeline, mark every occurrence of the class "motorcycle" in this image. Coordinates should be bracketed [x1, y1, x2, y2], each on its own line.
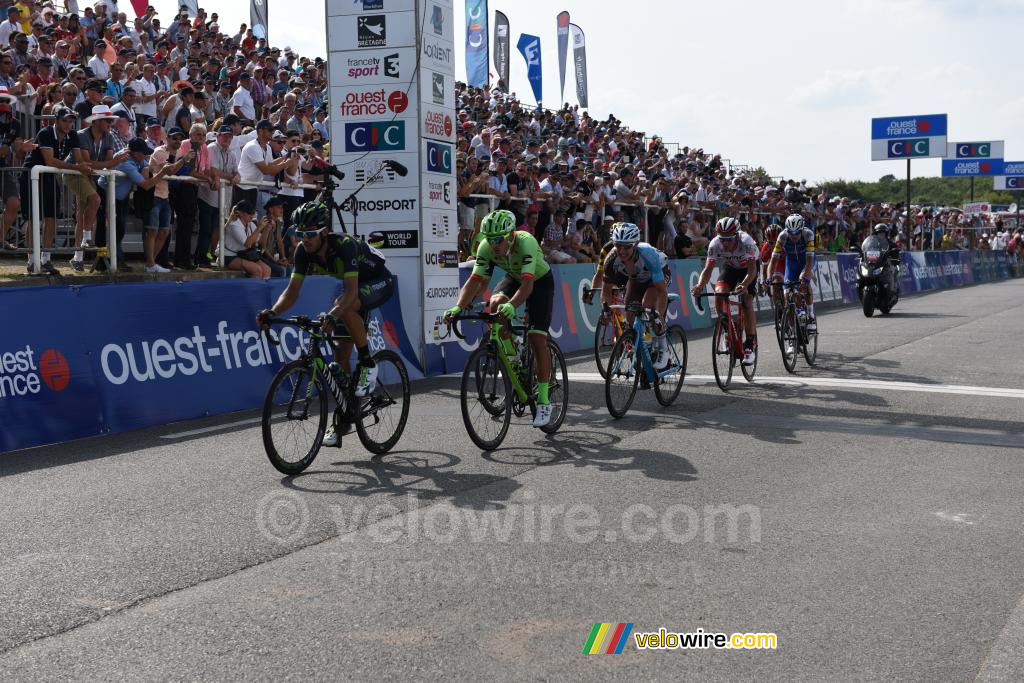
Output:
[853, 235, 900, 317]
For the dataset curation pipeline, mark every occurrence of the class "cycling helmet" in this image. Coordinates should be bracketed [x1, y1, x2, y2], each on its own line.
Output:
[480, 209, 516, 238]
[784, 213, 805, 235]
[872, 223, 889, 235]
[292, 201, 329, 230]
[764, 224, 781, 243]
[611, 222, 641, 245]
[716, 216, 739, 237]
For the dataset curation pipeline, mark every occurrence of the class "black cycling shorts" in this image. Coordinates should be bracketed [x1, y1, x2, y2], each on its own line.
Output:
[493, 271, 554, 336]
[717, 266, 751, 296]
[335, 273, 395, 338]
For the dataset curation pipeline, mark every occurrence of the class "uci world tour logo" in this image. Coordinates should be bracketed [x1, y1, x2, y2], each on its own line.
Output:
[358, 15, 386, 47]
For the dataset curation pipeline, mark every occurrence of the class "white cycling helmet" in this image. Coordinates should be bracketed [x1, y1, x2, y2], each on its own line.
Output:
[715, 216, 739, 237]
[784, 214, 805, 235]
[611, 222, 641, 245]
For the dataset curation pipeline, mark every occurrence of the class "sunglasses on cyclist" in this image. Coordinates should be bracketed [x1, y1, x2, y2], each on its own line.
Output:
[718, 233, 738, 241]
[295, 229, 323, 239]
[486, 234, 507, 245]
[614, 242, 636, 249]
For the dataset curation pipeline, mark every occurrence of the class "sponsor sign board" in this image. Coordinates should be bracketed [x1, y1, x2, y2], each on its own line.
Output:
[328, 48, 414, 87]
[327, 11, 416, 52]
[870, 114, 947, 161]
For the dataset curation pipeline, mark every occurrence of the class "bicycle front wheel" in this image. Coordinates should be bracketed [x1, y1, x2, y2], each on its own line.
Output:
[461, 344, 512, 450]
[593, 316, 617, 379]
[712, 317, 734, 391]
[605, 331, 640, 418]
[262, 359, 328, 475]
[355, 350, 411, 455]
[803, 323, 818, 366]
[741, 335, 758, 383]
[654, 325, 688, 406]
[780, 306, 799, 374]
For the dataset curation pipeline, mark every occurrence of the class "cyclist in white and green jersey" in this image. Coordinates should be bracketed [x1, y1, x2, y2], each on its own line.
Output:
[444, 209, 556, 427]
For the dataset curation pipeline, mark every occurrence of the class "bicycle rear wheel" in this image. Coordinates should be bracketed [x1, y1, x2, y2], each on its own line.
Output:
[654, 325, 688, 406]
[593, 316, 617, 379]
[355, 350, 411, 455]
[460, 344, 512, 450]
[605, 330, 640, 418]
[741, 334, 758, 382]
[780, 306, 799, 374]
[262, 359, 328, 475]
[712, 317, 734, 390]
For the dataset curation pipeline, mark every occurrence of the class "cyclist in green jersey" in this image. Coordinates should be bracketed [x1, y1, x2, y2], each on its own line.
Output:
[257, 201, 395, 444]
[444, 209, 556, 427]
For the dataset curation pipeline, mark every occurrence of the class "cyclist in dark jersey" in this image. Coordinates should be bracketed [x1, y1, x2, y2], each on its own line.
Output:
[258, 201, 395, 422]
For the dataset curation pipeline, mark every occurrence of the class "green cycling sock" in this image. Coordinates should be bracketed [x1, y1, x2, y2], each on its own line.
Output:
[537, 381, 549, 405]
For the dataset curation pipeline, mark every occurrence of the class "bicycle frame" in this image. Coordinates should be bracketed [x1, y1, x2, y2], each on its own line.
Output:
[486, 320, 532, 404]
[612, 304, 679, 384]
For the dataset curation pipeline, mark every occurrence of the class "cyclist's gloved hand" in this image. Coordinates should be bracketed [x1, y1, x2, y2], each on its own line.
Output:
[256, 309, 274, 329]
[582, 288, 594, 305]
[443, 305, 462, 321]
[733, 284, 746, 295]
[496, 302, 516, 319]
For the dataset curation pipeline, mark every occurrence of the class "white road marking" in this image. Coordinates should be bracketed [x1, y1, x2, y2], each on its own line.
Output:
[160, 418, 260, 439]
[934, 512, 978, 525]
[566, 372, 1024, 399]
[976, 591, 1024, 681]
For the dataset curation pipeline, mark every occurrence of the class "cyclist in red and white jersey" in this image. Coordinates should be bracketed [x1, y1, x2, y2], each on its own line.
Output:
[690, 217, 759, 365]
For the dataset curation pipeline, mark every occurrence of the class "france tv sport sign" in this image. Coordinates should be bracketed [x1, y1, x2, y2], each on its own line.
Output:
[871, 114, 947, 161]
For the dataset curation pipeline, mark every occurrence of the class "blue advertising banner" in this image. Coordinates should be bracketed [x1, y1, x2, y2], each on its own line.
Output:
[464, 0, 488, 88]
[941, 159, 1004, 177]
[556, 11, 570, 101]
[517, 33, 543, 105]
[871, 114, 948, 139]
[0, 277, 422, 453]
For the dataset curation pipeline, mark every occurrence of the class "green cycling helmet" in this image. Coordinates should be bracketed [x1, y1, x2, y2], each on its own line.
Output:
[292, 201, 330, 231]
[480, 209, 516, 238]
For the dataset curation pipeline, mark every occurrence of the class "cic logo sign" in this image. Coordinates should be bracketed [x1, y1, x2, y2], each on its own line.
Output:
[344, 121, 406, 152]
[887, 139, 930, 158]
[955, 143, 992, 158]
[426, 141, 452, 174]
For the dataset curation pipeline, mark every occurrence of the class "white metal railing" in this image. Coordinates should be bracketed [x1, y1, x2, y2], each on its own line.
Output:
[28, 169, 323, 271]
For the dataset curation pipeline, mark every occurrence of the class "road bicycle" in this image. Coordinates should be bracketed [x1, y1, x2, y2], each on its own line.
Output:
[582, 284, 626, 379]
[260, 314, 410, 474]
[604, 294, 688, 418]
[444, 303, 568, 450]
[695, 290, 757, 390]
[778, 281, 818, 373]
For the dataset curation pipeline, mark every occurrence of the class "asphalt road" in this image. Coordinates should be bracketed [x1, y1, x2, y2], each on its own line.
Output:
[2, 279, 1023, 681]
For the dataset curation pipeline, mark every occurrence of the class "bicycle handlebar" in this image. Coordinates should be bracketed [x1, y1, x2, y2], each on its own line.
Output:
[259, 314, 326, 346]
[693, 290, 744, 314]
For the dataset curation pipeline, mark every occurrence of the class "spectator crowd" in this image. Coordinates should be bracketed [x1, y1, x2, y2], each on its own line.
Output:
[453, 83, 1024, 264]
[0, 3, 1019, 278]
[0, 0, 331, 274]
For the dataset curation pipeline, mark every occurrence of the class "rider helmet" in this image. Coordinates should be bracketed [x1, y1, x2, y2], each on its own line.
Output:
[715, 216, 739, 238]
[764, 224, 781, 243]
[784, 213, 805, 235]
[872, 223, 889, 235]
[292, 201, 330, 231]
[611, 222, 641, 245]
[480, 209, 516, 239]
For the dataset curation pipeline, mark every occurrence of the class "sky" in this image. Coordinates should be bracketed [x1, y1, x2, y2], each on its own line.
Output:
[146, 0, 1024, 183]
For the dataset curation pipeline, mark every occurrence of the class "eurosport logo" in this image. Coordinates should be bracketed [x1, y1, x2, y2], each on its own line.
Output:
[887, 139, 930, 158]
[426, 141, 453, 174]
[338, 88, 409, 117]
[427, 179, 452, 204]
[344, 121, 406, 152]
[424, 250, 458, 268]
[956, 143, 992, 158]
[355, 197, 417, 212]
[0, 345, 70, 399]
[424, 110, 452, 138]
[358, 15, 386, 47]
[432, 73, 444, 104]
[422, 37, 453, 67]
[425, 285, 459, 301]
[343, 53, 400, 80]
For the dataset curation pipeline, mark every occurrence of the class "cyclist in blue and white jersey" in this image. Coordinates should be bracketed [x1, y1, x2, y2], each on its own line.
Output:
[599, 222, 672, 369]
[769, 213, 817, 332]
